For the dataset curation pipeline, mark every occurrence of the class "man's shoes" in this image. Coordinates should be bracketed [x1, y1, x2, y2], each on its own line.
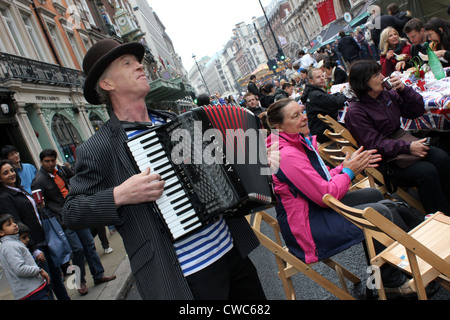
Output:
[78, 282, 88, 295]
[104, 247, 114, 254]
[94, 275, 116, 285]
[384, 280, 416, 299]
[385, 280, 441, 299]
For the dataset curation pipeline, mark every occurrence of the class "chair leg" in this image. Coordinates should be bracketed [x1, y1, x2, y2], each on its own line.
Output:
[275, 257, 297, 300]
[322, 258, 361, 284]
[334, 265, 350, 294]
[407, 251, 428, 300]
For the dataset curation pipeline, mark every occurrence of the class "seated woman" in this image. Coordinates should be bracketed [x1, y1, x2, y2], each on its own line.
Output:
[265, 98, 417, 296]
[345, 60, 450, 216]
[379, 27, 411, 76]
[424, 17, 450, 67]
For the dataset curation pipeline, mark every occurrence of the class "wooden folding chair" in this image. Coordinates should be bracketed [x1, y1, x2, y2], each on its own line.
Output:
[317, 114, 357, 147]
[340, 146, 426, 214]
[316, 113, 426, 214]
[249, 210, 361, 300]
[323, 193, 450, 300]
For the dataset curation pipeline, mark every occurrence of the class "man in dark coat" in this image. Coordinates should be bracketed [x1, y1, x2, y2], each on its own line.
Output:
[301, 68, 348, 143]
[337, 31, 361, 64]
[368, 5, 403, 48]
[247, 74, 261, 98]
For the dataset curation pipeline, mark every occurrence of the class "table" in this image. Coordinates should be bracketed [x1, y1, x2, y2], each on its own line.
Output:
[333, 71, 450, 132]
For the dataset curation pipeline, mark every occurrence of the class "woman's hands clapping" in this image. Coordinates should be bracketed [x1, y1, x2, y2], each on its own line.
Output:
[342, 147, 382, 176]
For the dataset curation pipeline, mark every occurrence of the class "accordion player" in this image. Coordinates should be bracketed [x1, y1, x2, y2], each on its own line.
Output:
[126, 104, 273, 241]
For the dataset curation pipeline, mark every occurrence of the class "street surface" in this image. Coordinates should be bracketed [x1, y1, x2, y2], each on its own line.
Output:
[125, 206, 450, 301]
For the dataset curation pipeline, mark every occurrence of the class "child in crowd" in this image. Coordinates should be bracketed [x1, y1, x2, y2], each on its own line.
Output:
[0, 214, 52, 300]
[17, 222, 47, 270]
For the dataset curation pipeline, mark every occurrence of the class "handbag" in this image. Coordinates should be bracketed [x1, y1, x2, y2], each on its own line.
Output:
[40, 208, 72, 267]
[386, 128, 421, 168]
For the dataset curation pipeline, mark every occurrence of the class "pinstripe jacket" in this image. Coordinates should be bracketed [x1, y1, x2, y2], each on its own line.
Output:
[62, 111, 260, 300]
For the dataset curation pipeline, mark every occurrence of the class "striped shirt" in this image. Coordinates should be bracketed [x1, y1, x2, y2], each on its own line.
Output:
[125, 115, 233, 277]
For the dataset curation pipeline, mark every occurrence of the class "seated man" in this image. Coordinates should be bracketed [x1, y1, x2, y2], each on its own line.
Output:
[244, 92, 266, 117]
[300, 68, 348, 143]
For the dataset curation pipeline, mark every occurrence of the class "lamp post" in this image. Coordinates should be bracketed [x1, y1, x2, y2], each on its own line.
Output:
[192, 54, 211, 96]
[257, 0, 282, 58]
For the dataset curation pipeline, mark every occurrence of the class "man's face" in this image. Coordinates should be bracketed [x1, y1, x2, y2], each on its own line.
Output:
[7, 151, 20, 166]
[41, 156, 57, 174]
[406, 28, 426, 45]
[309, 69, 326, 87]
[245, 95, 259, 108]
[100, 54, 150, 101]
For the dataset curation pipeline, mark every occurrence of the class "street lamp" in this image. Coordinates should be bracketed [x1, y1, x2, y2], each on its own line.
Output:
[257, 0, 284, 63]
[192, 54, 211, 96]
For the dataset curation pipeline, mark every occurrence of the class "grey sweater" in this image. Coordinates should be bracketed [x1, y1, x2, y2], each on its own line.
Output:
[0, 234, 44, 299]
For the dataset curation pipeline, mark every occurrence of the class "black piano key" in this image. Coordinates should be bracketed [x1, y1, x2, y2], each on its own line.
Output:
[159, 167, 173, 177]
[180, 213, 198, 225]
[166, 186, 184, 197]
[175, 206, 192, 216]
[150, 153, 167, 163]
[173, 199, 190, 210]
[161, 172, 177, 181]
[142, 140, 159, 150]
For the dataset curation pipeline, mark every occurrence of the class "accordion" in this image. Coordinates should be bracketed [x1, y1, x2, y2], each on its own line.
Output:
[126, 104, 273, 241]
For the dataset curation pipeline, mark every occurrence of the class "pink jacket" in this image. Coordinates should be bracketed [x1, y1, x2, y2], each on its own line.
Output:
[267, 131, 363, 263]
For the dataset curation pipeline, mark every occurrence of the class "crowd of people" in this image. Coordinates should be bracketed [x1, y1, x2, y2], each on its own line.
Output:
[1, 3, 449, 301]
[0, 145, 116, 300]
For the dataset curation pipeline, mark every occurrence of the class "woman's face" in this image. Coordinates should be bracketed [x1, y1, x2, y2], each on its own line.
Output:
[0, 163, 16, 187]
[387, 30, 399, 47]
[367, 71, 385, 97]
[426, 30, 441, 43]
[276, 101, 309, 135]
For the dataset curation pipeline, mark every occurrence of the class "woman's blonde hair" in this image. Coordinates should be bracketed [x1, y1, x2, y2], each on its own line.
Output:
[379, 27, 406, 55]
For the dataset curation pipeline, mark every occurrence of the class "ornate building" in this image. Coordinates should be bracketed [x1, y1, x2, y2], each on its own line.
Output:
[0, 0, 191, 167]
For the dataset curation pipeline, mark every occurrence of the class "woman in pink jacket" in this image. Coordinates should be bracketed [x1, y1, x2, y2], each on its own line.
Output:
[265, 98, 417, 296]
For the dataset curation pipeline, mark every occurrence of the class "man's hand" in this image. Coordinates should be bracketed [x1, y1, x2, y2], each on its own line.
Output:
[113, 167, 164, 207]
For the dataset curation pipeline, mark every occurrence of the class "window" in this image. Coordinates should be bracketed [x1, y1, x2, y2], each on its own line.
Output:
[67, 32, 83, 65]
[48, 25, 69, 66]
[0, 7, 28, 56]
[22, 14, 48, 62]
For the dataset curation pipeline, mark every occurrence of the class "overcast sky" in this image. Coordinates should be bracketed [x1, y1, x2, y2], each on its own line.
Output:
[146, 0, 272, 72]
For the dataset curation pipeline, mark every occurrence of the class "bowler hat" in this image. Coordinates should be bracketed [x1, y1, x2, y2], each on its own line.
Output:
[83, 39, 145, 105]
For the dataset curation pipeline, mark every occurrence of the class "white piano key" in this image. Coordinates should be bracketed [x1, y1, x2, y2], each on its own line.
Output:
[172, 222, 203, 240]
[169, 215, 199, 234]
[165, 207, 195, 225]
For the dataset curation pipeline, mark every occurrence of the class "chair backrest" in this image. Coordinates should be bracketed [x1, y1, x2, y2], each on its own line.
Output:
[318, 114, 357, 147]
[322, 194, 394, 258]
[323, 193, 450, 278]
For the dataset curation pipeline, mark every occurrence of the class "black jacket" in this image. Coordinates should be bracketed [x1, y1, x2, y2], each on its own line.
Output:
[369, 15, 402, 48]
[247, 81, 261, 98]
[259, 94, 275, 109]
[333, 67, 348, 85]
[0, 186, 46, 251]
[337, 35, 361, 62]
[301, 84, 348, 143]
[274, 88, 290, 101]
[31, 165, 74, 224]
